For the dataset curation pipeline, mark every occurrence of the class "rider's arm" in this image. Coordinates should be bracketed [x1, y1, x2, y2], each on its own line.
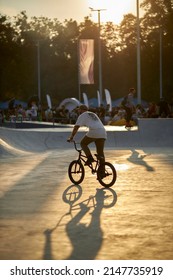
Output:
[68, 125, 80, 141]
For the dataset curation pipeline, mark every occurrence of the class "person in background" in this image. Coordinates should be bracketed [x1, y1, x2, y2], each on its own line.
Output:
[30, 101, 38, 120]
[0, 109, 4, 123]
[97, 104, 106, 124]
[121, 87, 135, 128]
[157, 97, 170, 118]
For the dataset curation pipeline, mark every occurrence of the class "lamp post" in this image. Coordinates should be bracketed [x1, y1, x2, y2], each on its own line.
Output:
[136, 0, 141, 104]
[37, 41, 41, 104]
[90, 7, 106, 105]
[159, 27, 163, 99]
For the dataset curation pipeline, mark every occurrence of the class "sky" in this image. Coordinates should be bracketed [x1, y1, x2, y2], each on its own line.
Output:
[0, 0, 138, 24]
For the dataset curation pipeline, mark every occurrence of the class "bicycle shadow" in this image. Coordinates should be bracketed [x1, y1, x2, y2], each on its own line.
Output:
[127, 149, 155, 171]
[43, 185, 117, 260]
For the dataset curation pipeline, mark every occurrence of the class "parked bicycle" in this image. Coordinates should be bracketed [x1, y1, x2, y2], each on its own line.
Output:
[67, 141, 117, 188]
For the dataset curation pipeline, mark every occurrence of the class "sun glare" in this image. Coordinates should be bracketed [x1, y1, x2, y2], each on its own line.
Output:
[88, 0, 136, 24]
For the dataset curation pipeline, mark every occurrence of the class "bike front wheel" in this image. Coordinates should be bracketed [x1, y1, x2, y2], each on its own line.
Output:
[68, 160, 85, 185]
[97, 162, 117, 188]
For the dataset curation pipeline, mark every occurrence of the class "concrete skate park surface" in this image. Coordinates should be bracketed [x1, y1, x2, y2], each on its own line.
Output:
[0, 119, 173, 260]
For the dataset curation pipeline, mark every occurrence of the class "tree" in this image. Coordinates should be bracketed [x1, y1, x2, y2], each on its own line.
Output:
[0, 15, 19, 100]
[141, 0, 173, 100]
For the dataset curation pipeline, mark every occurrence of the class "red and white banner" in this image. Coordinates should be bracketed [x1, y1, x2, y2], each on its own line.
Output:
[79, 39, 94, 84]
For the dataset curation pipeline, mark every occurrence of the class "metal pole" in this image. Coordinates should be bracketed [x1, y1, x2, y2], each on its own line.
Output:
[159, 27, 163, 99]
[98, 10, 103, 104]
[37, 41, 41, 103]
[136, 0, 141, 104]
[89, 8, 106, 105]
[77, 40, 81, 102]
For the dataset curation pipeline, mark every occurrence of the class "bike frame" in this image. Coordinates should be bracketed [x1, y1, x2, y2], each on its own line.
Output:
[73, 141, 100, 174]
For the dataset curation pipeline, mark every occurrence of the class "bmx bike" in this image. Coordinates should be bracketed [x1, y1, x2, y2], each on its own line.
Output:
[68, 141, 117, 188]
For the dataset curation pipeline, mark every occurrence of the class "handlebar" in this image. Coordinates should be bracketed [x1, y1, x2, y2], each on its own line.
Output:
[67, 139, 82, 152]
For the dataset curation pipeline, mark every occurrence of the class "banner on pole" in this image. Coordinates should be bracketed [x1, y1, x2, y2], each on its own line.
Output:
[79, 39, 94, 84]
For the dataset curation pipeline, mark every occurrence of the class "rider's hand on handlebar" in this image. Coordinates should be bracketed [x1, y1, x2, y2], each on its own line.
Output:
[67, 137, 73, 142]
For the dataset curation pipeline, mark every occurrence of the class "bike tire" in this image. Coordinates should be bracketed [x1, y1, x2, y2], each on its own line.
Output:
[97, 162, 117, 188]
[68, 160, 85, 185]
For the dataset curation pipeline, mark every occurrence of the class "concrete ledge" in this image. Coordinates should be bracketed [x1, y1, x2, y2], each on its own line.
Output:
[0, 121, 71, 129]
[138, 118, 173, 147]
[106, 119, 173, 147]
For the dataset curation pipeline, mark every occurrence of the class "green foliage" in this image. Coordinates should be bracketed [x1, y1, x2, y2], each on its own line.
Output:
[0, 0, 173, 106]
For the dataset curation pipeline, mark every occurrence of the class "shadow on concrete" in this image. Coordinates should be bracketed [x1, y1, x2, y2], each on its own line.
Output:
[0, 155, 65, 217]
[43, 185, 117, 260]
[127, 149, 155, 171]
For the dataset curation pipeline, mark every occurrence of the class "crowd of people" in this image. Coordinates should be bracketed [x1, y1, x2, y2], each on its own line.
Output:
[0, 95, 173, 126]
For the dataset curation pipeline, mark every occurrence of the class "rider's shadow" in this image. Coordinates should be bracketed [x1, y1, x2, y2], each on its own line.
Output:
[65, 186, 117, 260]
[127, 149, 155, 172]
[43, 185, 117, 260]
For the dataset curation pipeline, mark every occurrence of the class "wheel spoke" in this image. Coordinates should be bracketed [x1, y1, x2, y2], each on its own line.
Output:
[68, 160, 85, 185]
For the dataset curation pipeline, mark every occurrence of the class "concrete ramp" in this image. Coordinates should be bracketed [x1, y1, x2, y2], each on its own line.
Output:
[0, 119, 173, 154]
[0, 138, 32, 157]
[0, 128, 72, 152]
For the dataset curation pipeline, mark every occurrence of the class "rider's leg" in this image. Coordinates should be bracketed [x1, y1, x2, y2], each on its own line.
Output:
[80, 136, 94, 164]
[125, 107, 132, 127]
[95, 138, 106, 178]
[95, 138, 105, 165]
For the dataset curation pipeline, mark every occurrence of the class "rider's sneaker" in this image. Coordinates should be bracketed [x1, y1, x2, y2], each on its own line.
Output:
[97, 166, 106, 179]
[84, 157, 94, 166]
[97, 172, 106, 180]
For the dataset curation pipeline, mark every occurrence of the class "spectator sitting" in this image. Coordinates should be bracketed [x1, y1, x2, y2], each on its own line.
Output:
[108, 107, 126, 125]
[0, 109, 4, 123]
[26, 102, 38, 121]
[157, 98, 170, 118]
[147, 102, 158, 118]
[45, 107, 53, 122]
[55, 105, 69, 123]
[97, 104, 106, 124]
[132, 104, 146, 124]
[16, 104, 26, 121]
[69, 107, 78, 124]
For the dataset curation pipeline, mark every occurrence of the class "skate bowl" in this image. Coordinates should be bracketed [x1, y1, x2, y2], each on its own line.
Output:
[0, 119, 173, 156]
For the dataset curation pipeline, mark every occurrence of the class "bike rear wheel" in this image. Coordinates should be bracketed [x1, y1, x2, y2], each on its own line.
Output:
[68, 160, 85, 185]
[97, 162, 117, 188]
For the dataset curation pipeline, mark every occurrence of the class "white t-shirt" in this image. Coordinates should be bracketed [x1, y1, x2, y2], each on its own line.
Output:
[75, 111, 107, 139]
[126, 93, 134, 108]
